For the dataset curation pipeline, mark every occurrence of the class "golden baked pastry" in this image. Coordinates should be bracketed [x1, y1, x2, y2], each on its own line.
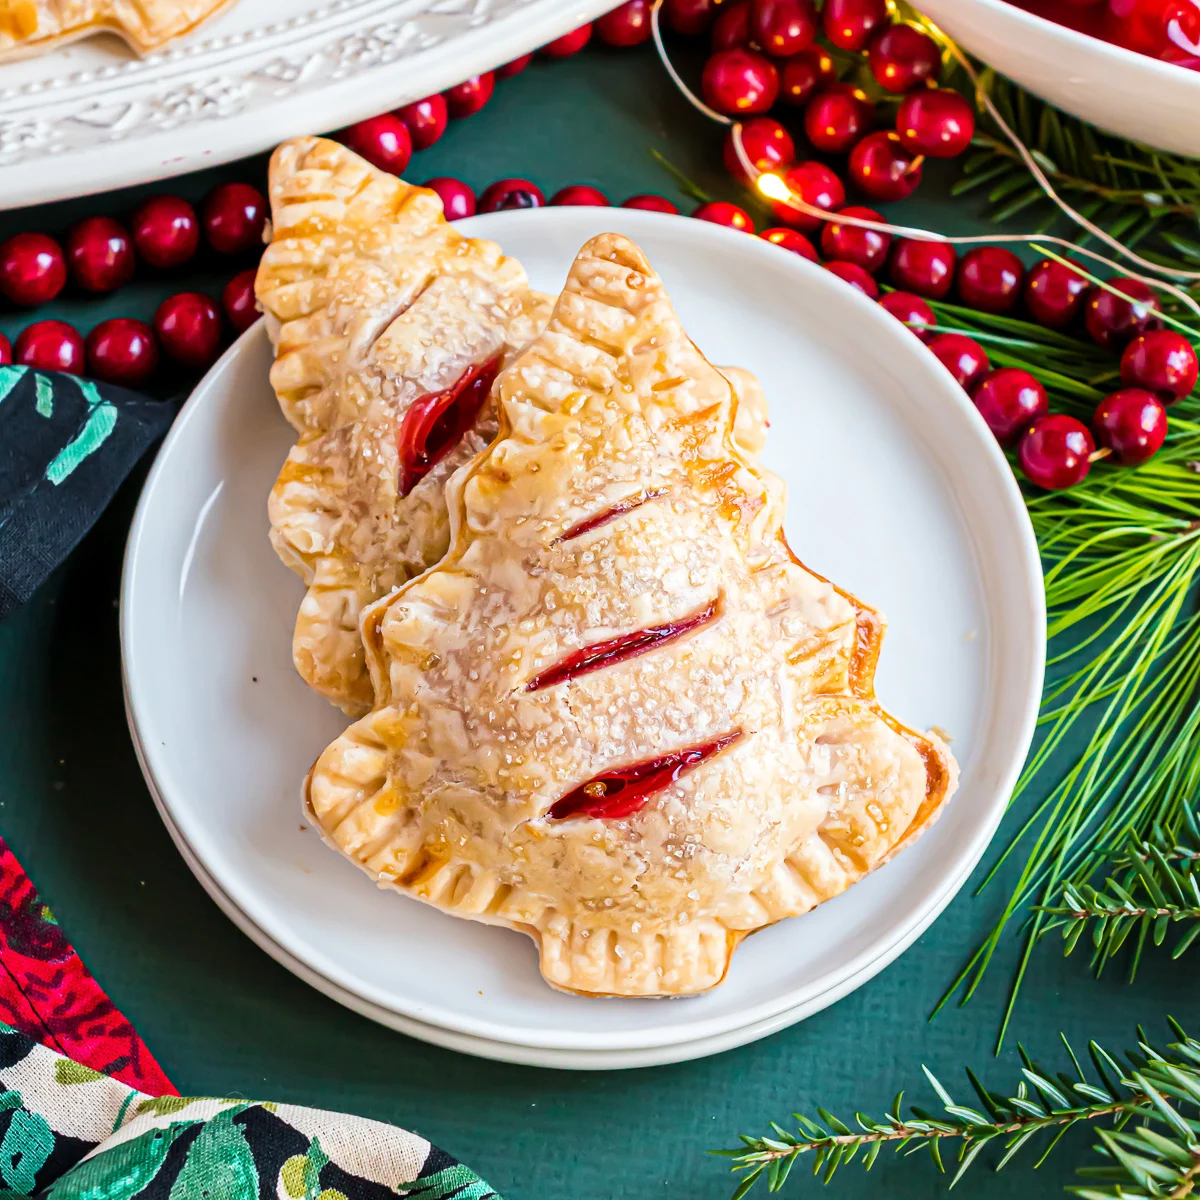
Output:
[0, 0, 234, 58]
[257, 136, 770, 716]
[305, 232, 958, 999]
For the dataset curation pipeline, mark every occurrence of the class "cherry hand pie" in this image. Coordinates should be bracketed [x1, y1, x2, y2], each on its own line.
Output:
[257, 136, 769, 716]
[305, 232, 959, 998]
[0, 0, 234, 58]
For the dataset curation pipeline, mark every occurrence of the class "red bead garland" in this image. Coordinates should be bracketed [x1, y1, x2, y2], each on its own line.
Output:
[622, 194, 680, 213]
[550, 185, 610, 206]
[395, 96, 449, 150]
[0, 233, 67, 307]
[154, 293, 222, 370]
[16, 320, 84, 373]
[338, 115, 413, 176]
[85, 318, 158, 387]
[478, 179, 545, 212]
[222, 269, 260, 334]
[760, 227, 818, 261]
[131, 196, 200, 270]
[444, 73, 495, 118]
[66, 218, 134, 294]
[424, 177, 477, 220]
[692, 201, 755, 232]
[203, 182, 267, 255]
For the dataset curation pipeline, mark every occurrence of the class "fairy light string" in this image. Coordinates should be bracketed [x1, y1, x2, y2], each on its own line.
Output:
[647, 0, 1200, 329]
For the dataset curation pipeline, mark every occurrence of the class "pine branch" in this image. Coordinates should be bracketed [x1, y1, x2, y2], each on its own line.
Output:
[717, 1023, 1200, 1198]
[1039, 809, 1200, 976]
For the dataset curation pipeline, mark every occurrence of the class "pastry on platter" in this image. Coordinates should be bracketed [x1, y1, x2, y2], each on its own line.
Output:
[0, 0, 234, 59]
[305, 233, 958, 998]
[257, 137, 770, 716]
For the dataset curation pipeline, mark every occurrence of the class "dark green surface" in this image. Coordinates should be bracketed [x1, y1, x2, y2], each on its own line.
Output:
[0, 43, 1193, 1200]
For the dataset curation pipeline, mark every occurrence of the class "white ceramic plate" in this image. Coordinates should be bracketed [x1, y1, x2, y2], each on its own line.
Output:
[919, 0, 1200, 157]
[0, 0, 613, 210]
[121, 207, 1045, 1058]
[142, 783, 920, 1068]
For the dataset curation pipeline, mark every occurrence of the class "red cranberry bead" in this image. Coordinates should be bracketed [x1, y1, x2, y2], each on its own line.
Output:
[692, 201, 755, 232]
[1019, 414, 1094, 489]
[1120, 330, 1199, 404]
[821, 206, 890, 273]
[550, 185, 609, 206]
[723, 117, 795, 184]
[879, 291, 936, 340]
[85, 318, 158, 388]
[825, 260, 879, 298]
[395, 95, 448, 150]
[927, 332, 990, 390]
[750, 0, 817, 56]
[779, 45, 836, 105]
[222, 268, 259, 334]
[770, 161, 845, 231]
[622, 194, 680, 213]
[702, 48, 779, 114]
[154, 292, 222, 370]
[972, 368, 1048, 444]
[15, 320, 84, 374]
[495, 55, 532, 78]
[957, 246, 1025, 314]
[131, 195, 200, 269]
[848, 131, 923, 202]
[1084, 277, 1161, 350]
[823, 0, 889, 50]
[339, 114, 412, 175]
[0, 233, 67, 307]
[760, 227, 818, 261]
[424, 177, 476, 220]
[896, 88, 975, 158]
[890, 237, 957, 299]
[444, 73, 495, 118]
[805, 83, 873, 154]
[541, 23, 593, 56]
[479, 179, 545, 212]
[665, 0, 716, 33]
[712, 1, 752, 49]
[0, 334, 10, 365]
[868, 24, 941, 92]
[596, 1, 652, 45]
[65, 217, 134, 294]
[1092, 388, 1168, 464]
[202, 182, 267, 255]
[1024, 257, 1088, 328]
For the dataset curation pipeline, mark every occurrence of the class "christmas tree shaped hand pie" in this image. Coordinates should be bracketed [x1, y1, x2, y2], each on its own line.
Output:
[257, 136, 767, 716]
[306, 234, 958, 997]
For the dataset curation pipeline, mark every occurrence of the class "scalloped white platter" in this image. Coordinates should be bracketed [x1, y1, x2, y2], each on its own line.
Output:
[121, 207, 1045, 1067]
[0, 0, 614, 211]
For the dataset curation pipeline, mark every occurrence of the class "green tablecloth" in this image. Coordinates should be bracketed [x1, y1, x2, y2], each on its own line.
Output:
[0, 43, 1192, 1200]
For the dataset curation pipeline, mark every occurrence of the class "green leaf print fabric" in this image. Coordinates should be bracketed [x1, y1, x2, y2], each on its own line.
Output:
[0, 1024, 498, 1199]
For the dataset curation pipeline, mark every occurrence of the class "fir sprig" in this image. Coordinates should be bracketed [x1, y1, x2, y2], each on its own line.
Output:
[903, 298, 1200, 1040]
[717, 1021, 1200, 1198]
[1039, 808, 1200, 977]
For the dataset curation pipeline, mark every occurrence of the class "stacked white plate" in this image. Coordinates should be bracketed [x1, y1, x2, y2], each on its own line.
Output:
[121, 208, 1045, 1068]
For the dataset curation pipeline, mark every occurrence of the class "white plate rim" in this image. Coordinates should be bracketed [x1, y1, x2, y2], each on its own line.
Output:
[121, 207, 1046, 1053]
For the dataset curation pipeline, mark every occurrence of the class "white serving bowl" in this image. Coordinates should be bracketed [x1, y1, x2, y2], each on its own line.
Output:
[918, 0, 1200, 157]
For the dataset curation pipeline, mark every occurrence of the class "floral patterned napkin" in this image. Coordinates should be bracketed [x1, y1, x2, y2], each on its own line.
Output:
[0, 837, 499, 1199]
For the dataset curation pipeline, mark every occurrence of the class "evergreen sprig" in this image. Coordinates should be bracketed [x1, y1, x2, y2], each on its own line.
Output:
[918, 298, 1200, 1042]
[1039, 807, 1200, 977]
[717, 1021, 1200, 1198]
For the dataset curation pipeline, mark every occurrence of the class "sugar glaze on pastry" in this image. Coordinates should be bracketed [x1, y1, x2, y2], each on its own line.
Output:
[305, 233, 958, 999]
[0, 0, 234, 59]
[257, 137, 769, 716]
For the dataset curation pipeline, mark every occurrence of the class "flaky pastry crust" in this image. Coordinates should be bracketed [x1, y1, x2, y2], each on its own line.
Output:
[0, 0, 234, 59]
[305, 233, 958, 998]
[257, 137, 769, 715]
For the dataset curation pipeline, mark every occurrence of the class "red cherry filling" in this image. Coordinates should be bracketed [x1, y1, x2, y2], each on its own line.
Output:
[554, 488, 668, 544]
[397, 354, 501, 496]
[548, 731, 743, 820]
[526, 596, 720, 692]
